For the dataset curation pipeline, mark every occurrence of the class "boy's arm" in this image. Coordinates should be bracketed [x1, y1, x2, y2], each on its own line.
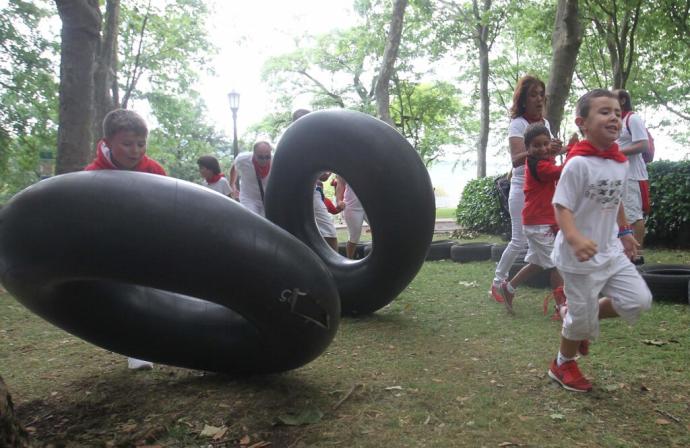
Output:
[229, 163, 239, 200]
[619, 140, 648, 156]
[554, 203, 598, 262]
[616, 202, 639, 259]
[539, 160, 563, 181]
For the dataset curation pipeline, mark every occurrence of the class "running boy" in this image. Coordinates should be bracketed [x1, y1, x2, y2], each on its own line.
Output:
[497, 123, 565, 317]
[548, 89, 652, 392]
[84, 108, 166, 370]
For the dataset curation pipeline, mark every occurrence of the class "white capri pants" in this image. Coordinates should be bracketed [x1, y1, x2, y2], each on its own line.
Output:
[493, 167, 528, 283]
[343, 205, 368, 243]
[560, 253, 652, 341]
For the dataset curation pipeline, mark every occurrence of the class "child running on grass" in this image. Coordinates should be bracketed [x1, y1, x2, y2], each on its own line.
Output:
[497, 123, 566, 317]
[547, 89, 652, 392]
[85, 108, 166, 370]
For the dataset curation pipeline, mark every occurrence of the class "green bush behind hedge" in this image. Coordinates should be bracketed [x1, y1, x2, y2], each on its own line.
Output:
[456, 161, 690, 247]
[646, 160, 690, 246]
[456, 175, 506, 235]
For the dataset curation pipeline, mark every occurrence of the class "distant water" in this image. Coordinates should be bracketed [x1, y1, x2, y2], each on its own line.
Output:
[428, 159, 511, 208]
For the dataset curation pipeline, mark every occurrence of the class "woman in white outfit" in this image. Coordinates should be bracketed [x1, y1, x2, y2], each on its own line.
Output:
[335, 175, 368, 259]
[490, 75, 563, 302]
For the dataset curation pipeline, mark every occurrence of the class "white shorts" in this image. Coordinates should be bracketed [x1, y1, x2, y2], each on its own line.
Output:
[524, 224, 556, 269]
[622, 179, 644, 223]
[560, 253, 652, 341]
[313, 190, 336, 238]
[343, 205, 368, 243]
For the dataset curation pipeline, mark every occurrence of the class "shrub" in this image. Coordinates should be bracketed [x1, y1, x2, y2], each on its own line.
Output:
[456, 175, 506, 234]
[646, 160, 690, 247]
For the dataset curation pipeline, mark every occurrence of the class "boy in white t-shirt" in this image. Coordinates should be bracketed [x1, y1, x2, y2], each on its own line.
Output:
[548, 89, 652, 393]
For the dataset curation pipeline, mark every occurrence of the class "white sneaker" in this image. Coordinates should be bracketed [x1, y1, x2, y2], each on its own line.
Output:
[127, 357, 153, 370]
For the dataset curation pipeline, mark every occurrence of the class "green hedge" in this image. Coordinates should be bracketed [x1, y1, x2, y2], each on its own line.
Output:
[456, 175, 506, 234]
[456, 161, 690, 248]
[646, 160, 690, 246]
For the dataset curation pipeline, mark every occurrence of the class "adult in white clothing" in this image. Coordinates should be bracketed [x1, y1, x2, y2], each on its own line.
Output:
[490, 75, 564, 302]
[229, 141, 273, 217]
[614, 89, 650, 255]
[336, 175, 368, 259]
[198, 155, 232, 197]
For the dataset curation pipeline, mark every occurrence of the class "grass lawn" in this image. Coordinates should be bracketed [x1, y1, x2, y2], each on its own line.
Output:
[1, 241, 688, 447]
[436, 207, 456, 219]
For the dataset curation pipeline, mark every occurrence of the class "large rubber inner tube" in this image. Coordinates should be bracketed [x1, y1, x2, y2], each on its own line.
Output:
[638, 264, 690, 303]
[265, 110, 435, 315]
[0, 171, 340, 374]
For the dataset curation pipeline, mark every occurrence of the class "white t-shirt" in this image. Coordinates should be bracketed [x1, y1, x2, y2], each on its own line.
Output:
[551, 155, 629, 274]
[313, 188, 337, 238]
[507, 117, 554, 180]
[234, 152, 269, 204]
[207, 176, 231, 196]
[616, 113, 648, 181]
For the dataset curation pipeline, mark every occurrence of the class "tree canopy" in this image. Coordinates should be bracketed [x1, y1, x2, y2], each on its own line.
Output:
[1, 0, 689, 200]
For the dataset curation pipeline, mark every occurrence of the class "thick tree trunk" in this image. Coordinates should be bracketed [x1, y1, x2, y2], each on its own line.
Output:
[55, 0, 102, 174]
[0, 376, 30, 448]
[375, 0, 408, 126]
[545, 0, 582, 137]
[92, 0, 120, 151]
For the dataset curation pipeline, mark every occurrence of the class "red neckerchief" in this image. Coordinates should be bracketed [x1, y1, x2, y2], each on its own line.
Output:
[621, 110, 632, 120]
[206, 173, 224, 184]
[252, 157, 270, 178]
[565, 140, 627, 164]
[522, 113, 544, 124]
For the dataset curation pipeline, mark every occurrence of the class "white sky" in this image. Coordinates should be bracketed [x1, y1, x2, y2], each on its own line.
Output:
[198, 0, 357, 137]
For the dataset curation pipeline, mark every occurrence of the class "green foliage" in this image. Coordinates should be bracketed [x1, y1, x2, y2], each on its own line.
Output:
[146, 91, 231, 182]
[0, 0, 58, 201]
[455, 175, 505, 234]
[646, 160, 690, 247]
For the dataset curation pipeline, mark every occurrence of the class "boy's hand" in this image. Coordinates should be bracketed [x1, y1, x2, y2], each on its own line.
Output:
[549, 138, 563, 155]
[569, 234, 598, 262]
[230, 186, 239, 200]
[620, 234, 640, 260]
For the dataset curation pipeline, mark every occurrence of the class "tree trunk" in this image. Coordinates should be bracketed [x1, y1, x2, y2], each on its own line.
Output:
[545, 0, 582, 137]
[375, 0, 408, 126]
[474, 0, 491, 178]
[55, 0, 102, 174]
[0, 376, 30, 448]
[92, 0, 120, 150]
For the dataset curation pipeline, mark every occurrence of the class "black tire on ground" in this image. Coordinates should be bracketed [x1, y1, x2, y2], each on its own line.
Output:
[426, 240, 456, 261]
[638, 264, 690, 303]
[0, 172, 341, 374]
[491, 243, 508, 262]
[450, 242, 493, 263]
[265, 110, 435, 315]
[337, 242, 369, 260]
[508, 262, 552, 289]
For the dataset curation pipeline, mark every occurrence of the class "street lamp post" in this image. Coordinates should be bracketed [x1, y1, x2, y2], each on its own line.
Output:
[228, 90, 240, 159]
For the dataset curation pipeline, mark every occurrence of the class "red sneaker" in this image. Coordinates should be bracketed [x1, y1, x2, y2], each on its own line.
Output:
[498, 281, 515, 315]
[489, 283, 504, 303]
[548, 359, 592, 392]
